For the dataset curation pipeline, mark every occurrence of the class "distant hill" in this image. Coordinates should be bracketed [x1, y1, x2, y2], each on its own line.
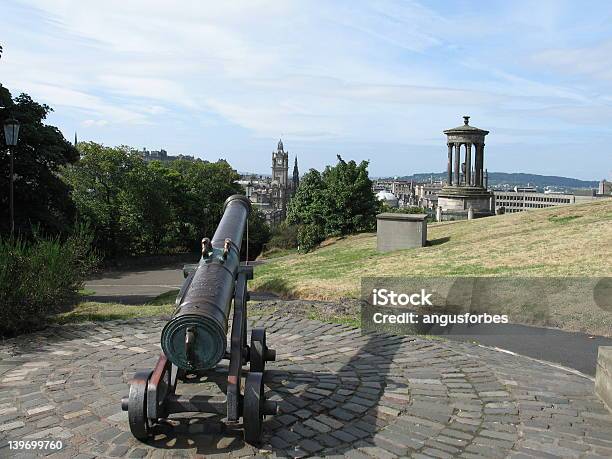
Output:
[385, 172, 598, 189]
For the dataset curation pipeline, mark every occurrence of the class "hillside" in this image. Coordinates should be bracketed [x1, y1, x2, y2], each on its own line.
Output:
[252, 199, 612, 336]
[389, 172, 598, 189]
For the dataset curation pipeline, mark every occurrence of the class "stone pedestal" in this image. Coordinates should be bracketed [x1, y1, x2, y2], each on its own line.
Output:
[376, 213, 427, 252]
[596, 346, 612, 413]
[438, 186, 494, 215]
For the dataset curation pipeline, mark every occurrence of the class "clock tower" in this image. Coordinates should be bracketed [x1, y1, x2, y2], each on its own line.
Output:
[271, 139, 289, 216]
[272, 139, 289, 187]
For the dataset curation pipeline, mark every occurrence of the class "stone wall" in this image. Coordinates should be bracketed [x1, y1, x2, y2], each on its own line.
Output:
[596, 346, 612, 413]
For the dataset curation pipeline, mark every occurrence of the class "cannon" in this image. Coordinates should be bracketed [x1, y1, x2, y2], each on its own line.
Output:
[121, 194, 277, 444]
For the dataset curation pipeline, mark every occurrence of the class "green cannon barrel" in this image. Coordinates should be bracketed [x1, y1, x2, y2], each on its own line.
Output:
[161, 194, 251, 371]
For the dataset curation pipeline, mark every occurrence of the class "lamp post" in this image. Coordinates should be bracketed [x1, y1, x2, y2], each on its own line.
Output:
[4, 118, 20, 235]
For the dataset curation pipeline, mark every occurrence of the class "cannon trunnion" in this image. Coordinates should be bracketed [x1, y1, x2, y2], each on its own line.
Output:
[121, 195, 277, 445]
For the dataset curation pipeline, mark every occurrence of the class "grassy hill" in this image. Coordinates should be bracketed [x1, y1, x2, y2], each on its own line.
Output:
[252, 199, 612, 335]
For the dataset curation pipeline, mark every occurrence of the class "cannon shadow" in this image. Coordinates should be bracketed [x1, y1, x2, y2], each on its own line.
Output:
[143, 319, 408, 457]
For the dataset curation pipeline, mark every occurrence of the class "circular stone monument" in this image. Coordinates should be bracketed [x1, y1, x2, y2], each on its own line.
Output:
[438, 116, 495, 216]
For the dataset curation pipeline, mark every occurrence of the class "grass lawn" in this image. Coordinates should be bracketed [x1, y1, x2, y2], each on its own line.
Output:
[251, 199, 612, 336]
[52, 289, 179, 325]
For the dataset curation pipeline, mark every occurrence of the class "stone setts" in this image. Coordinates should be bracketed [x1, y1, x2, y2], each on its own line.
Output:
[0, 316, 612, 458]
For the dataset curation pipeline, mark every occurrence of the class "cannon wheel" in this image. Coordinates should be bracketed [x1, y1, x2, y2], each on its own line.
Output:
[243, 372, 264, 444]
[250, 328, 267, 373]
[128, 370, 153, 441]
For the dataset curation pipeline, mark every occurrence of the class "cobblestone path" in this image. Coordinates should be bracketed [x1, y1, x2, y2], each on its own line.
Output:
[1, 315, 612, 458]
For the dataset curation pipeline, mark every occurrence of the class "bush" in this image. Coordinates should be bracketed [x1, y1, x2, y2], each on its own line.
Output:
[383, 205, 427, 214]
[0, 228, 98, 336]
[267, 222, 299, 250]
[297, 223, 325, 252]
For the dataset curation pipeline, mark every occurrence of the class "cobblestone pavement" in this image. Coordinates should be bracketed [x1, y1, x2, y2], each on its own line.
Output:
[1, 315, 612, 458]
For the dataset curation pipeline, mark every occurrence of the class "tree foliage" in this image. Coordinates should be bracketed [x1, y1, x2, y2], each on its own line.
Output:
[266, 221, 299, 250]
[61, 143, 269, 258]
[0, 85, 79, 236]
[243, 209, 270, 261]
[287, 156, 380, 251]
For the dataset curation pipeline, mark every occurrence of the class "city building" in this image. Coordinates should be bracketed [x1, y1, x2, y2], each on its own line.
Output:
[372, 178, 445, 210]
[138, 148, 195, 162]
[494, 190, 604, 213]
[376, 190, 399, 208]
[414, 182, 444, 209]
[599, 179, 612, 196]
[239, 140, 299, 225]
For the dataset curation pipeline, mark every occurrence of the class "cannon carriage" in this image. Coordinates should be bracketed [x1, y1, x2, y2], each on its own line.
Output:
[121, 194, 277, 444]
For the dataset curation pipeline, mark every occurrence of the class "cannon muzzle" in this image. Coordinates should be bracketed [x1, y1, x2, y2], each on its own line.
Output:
[160, 194, 251, 371]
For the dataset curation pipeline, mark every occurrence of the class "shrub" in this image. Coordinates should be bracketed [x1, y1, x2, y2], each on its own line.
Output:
[297, 223, 325, 252]
[0, 228, 98, 336]
[383, 205, 427, 214]
[267, 222, 299, 250]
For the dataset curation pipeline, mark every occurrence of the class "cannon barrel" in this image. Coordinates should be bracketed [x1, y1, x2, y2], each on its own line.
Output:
[160, 194, 251, 371]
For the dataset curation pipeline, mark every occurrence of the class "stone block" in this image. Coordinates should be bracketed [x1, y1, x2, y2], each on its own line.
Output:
[595, 346, 612, 413]
[376, 213, 427, 252]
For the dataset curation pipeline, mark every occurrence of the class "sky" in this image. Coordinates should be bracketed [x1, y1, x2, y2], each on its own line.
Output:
[1, 0, 611, 180]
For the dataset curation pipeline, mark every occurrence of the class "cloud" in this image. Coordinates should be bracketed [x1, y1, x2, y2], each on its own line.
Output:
[2, 0, 612, 177]
[82, 119, 109, 127]
[535, 40, 612, 82]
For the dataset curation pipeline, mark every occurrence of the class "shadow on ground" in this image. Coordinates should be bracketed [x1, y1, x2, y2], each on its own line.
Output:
[427, 236, 451, 246]
[129, 330, 406, 457]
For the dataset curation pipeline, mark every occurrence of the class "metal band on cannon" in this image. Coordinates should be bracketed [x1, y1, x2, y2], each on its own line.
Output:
[161, 194, 251, 371]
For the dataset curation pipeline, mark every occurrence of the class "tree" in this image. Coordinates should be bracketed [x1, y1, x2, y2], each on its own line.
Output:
[287, 156, 380, 251]
[320, 155, 380, 235]
[166, 159, 244, 252]
[62, 146, 253, 258]
[242, 209, 270, 261]
[0, 86, 79, 236]
[61, 142, 144, 257]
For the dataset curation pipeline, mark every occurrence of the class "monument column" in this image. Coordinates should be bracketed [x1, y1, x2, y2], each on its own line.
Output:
[453, 143, 461, 186]
[479, 144, 485, 187]
[465, 143, 472, 186]
[447, 144, 453, 185]
[474, 143, 481, 187]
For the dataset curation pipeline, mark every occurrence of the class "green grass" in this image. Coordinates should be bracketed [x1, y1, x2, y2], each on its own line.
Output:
[260, 247, 298, 259]
[251, 199, 612, 336]
[52, 302, 175, 324]
[52, 289, 180, 324]
[548, 214, 581, 224]
[148, 289, 180, 305]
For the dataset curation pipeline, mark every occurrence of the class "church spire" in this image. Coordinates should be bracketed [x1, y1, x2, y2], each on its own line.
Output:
[292, 155, 300, 191]
[74, 131, 78, 147]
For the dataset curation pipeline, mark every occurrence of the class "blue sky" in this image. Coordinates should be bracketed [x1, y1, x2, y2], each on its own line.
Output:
[1, 0, 611, 180]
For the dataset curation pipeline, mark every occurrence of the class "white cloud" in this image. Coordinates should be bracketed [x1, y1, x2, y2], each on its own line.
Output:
[82, 119, 109, 127]
[535, 40, 612, 82]
[2, 0, 611, 177]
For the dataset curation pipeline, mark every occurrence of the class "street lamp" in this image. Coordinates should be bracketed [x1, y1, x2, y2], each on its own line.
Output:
[4, 117, 20, 235]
